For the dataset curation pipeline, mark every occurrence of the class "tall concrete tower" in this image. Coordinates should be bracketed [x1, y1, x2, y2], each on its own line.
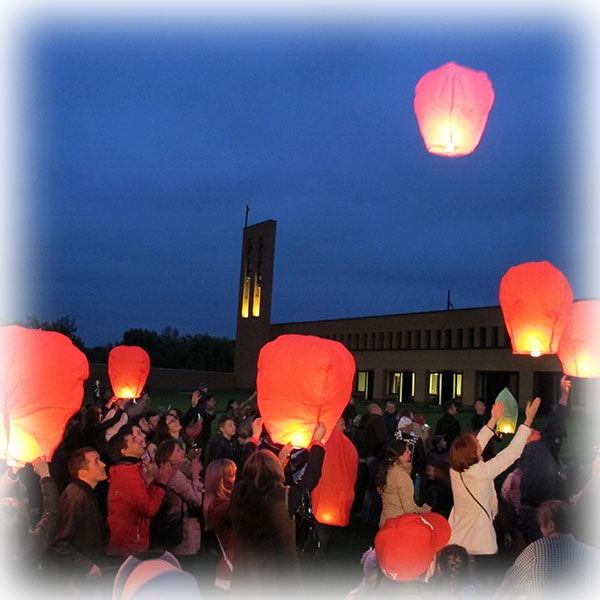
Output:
[233, 219, 276, 389]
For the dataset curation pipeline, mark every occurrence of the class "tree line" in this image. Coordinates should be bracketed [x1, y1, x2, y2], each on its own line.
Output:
[5, 315, 235, 372]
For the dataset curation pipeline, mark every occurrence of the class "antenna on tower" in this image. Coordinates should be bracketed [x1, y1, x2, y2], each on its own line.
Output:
[447, 289, 454, 310]
[244, 205, 250, 228]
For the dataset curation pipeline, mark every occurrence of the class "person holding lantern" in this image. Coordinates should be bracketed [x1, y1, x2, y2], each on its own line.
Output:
[0, 457, 61, 593]
[228, 417, 326, 599]
[447, 396, 541, 583]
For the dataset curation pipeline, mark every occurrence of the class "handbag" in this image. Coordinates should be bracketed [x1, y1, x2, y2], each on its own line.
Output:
[294, 481, 320, 554]
[150, 497, 184, 549]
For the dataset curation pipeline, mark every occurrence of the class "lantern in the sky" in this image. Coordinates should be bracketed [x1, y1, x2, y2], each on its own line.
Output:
[0, 326, 89, 463]
[311, 426, 358, 526]
[108, 345, 150, 399]
[257, 334, 356, 448]
[557, 300, 600, 378]
[414, 61, 495, 157]
[499, 261, 573, 357]
[493, 387, 519, 434]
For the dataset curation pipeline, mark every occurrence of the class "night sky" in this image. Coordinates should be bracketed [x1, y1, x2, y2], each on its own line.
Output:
[1, 2, 599, 347]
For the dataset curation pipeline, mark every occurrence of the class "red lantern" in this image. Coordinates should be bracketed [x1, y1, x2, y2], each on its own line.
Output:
[311, 426, 358, 526]
[499, 261, 573, 356]
[414, 61, 495, 157]
[558, 300, 600, 378]
[108, 345, 150, 399]
[257, 334, 356, 448]
[0, 326, 89, 463]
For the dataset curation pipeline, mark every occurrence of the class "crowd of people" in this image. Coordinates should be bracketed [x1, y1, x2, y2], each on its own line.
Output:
[1, 376, 599, 600]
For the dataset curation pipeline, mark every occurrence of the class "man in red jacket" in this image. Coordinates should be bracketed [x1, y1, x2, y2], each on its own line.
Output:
[106, 424, 177, 556]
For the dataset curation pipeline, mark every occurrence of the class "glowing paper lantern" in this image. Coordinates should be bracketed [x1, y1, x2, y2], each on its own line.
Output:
[499, 261, 573, 357]
[414, 61, 495, 157]
[257, 334, 356, 448]
[0, 326, 89, 463]
[558, 300, 600, 378]
[311, 427, 358, 526]
[494, 387, 519, 434]
[108, 345, 150, 399]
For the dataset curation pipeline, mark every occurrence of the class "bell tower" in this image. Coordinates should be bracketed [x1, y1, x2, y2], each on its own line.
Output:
[233, 218, 276, 389]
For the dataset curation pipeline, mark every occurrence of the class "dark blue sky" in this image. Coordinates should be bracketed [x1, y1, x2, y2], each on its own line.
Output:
[3, 4, 599, 348]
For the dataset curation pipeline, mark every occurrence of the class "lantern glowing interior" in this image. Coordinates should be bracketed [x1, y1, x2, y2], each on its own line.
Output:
[0, 326, 89, 463]
[494, 387, 519, 434]
[414, 61, 495, 157]
[311, 427, 358, 526]
[558, 300, 600, 378]
[108, 345, 151, 399]
[256, 334, 356, 448]
[499, 261, 573, 357]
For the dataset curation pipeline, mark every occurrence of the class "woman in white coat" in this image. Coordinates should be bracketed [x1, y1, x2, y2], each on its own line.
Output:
[447, 397, 540, 563]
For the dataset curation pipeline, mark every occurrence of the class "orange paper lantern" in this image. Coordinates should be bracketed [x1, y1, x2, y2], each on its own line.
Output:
[108, 345, 150, 399]
[414, 61, 495, 157]
[257, 334, 356, 448]
[311, 427, 358, 526]
[499, 261, 573, 356]
[0, 326, 89, 463]
[558, 300, 600, 378]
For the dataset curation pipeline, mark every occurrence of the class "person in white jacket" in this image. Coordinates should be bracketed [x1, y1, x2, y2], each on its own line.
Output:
[447, 396, 541, 580]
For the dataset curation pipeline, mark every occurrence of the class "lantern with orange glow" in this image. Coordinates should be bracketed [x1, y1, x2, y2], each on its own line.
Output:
[499, 261, 573, 357]
[558, 300, 600, 378]
[0, 325, 89, 463]
[257, 334, 356, 448]
[493, 387, 519, 434]
[414, 61, 495, 157]
[108, 345, 150, 399]
[311, 426, 358, 526]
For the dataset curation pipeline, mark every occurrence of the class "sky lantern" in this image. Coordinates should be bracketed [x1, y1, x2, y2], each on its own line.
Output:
[311, 426, 358, 526]
[0, 325, 89, 463]
[257, 334, 356, 448]
[414, 61, 495, 157]
[108, 345, 150, 399]
[493, 387, 519, 434]
[499, 261, 573, 357]
[557, 300, 600, 378]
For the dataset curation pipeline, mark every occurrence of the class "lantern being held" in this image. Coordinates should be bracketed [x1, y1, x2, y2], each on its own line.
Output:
[558, 300, 600, 378]
[257, 334, 356, 448]
[499, 261, 573, 357]
[414, 61, 495, 157]
[0, 325, 89, 463]
[311, 425, 358, 526]
[493, 387, 519, 434]
[108, 345, 150, 399]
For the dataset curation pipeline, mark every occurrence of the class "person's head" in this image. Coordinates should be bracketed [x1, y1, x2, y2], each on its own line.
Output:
[434, 544, 473, 592]
[431, 434, 447, 453]
[443, 401, 457, 415]
[68, 447, 107, 488]
[155, 439, 185, 467]
[376, 438, 409, 491]
[157, 412, 182, 440]
[202, 458, 237, 529]
[397, 416, 413, 433]
[385, 401, 397, 414]
[375, 513, 451, 582]
[367, 403, 383, 416]
[537, 500, 573, 537]
[242, 448, 284, 491]
[146, 411, 160, 430]
[218, 415, 236, 440]
[204, 395, 216, 409]
[449, 432, 481, 472]
[107, 424, 146, 462]
[473, 400, 486, 416]
[129, 414, 150, 434]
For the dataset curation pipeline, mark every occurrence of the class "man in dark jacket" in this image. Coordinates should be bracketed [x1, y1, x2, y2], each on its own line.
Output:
[50, 447, 109, 584]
